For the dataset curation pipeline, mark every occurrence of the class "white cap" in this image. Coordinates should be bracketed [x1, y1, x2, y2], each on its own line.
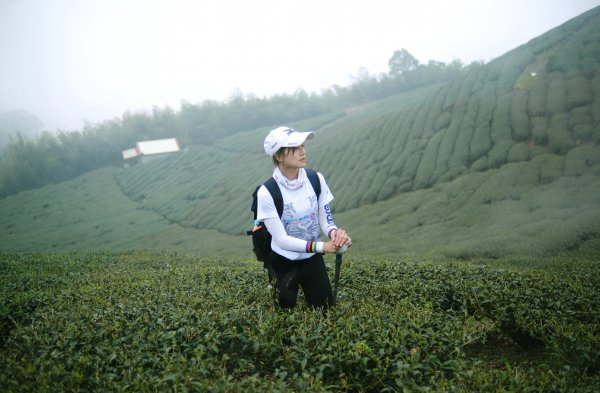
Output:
[264, 127, 315, 156]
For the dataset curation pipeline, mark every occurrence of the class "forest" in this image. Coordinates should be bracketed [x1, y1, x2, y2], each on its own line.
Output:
[0, 49, 471, 199]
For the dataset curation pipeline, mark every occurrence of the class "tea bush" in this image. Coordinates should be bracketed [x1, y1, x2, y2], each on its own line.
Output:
[1, 251, 599, 392]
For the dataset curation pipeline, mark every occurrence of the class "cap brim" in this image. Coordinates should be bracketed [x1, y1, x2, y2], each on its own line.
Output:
[283, 131, 315, 147]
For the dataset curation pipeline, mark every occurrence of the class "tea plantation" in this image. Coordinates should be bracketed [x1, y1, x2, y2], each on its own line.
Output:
[2, 8, 600, 259]
[1, 251, 598, 392]
[1, 7, 600, 392]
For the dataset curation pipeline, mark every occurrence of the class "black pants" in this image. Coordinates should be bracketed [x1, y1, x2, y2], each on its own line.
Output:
[268, 252, 334, 309]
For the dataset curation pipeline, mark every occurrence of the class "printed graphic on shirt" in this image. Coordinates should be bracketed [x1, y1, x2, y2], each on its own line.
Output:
[282, 195, 320, 241]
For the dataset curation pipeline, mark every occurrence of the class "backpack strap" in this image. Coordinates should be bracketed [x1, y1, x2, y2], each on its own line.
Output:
[305, 168, 321, 199]
[250, 180, 282, 220]
[263, 177, 284, 218]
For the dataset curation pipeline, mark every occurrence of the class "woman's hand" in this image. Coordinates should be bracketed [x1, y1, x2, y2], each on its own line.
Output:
[321, 229, 352, 254]
[323, 241, 341, 254]
[332, 228, 351, 247]
[325, 228, 351, 253]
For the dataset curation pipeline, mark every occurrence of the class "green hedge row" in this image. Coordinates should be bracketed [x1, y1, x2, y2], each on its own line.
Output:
[107, 8, 600, 236]
[1, 251, 598, 391]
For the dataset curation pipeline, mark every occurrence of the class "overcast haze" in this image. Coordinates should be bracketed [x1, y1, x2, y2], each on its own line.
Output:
[1, 0, 599, 131]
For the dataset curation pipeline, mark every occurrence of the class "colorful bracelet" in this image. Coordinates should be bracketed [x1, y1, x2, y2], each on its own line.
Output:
[306, 241, 317, 253]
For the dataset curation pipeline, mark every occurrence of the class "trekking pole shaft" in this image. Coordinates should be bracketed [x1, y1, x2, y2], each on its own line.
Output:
[333, 253, 342, 305]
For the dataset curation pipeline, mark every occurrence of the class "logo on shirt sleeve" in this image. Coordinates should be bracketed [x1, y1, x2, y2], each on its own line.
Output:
[324, 204, 334, 225]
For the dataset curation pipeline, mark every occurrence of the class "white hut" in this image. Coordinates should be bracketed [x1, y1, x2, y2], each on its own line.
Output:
[122, 138, 181, 165]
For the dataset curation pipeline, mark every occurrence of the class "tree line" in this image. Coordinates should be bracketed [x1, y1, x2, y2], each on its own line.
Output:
[0, 50, 476, 198]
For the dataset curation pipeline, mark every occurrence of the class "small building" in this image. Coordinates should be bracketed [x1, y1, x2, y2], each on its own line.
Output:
[121, 147, 139, 161]
[122, 138, 181, 165]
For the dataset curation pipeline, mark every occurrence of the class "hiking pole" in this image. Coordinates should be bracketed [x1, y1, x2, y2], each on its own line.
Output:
[332, 244, 348, 306]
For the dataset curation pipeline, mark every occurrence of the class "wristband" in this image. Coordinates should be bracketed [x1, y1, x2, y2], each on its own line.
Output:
[316, 242, 324, 254]
[328, 228, 338, 239]
[306, 241, 317, 253]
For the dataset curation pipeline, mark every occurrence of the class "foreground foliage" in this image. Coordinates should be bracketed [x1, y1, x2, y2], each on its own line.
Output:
[1, 251, 598, 392]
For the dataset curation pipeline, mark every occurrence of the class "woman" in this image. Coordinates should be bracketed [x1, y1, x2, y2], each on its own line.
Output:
[256, 126, 352, 308]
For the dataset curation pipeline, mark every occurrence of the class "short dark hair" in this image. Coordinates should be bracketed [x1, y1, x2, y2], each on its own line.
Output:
[272, 146, 303, 165]
[272, 147, 286, 165]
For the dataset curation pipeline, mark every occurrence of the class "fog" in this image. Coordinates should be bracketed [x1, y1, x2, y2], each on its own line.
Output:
[1, 0, 599, 132]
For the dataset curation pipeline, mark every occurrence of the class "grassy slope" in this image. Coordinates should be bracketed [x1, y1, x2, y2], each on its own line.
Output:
[340, 164, 600, 259]
[0, 167, 249, 256]
[1, 7, 600, 258]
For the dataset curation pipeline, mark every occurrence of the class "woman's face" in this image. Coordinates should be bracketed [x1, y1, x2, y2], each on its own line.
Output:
[278, 145, 306, 169]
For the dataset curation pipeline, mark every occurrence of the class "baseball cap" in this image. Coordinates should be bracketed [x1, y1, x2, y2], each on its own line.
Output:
[264, 126, 315, 156]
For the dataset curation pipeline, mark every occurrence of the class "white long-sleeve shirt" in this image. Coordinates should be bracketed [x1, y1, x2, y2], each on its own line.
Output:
[256, 169, 337, 260]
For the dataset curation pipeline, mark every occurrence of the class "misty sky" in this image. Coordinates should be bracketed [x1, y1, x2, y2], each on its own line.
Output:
[1, 0, 599, 131]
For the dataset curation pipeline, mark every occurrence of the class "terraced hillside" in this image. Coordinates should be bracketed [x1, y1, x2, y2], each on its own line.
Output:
[115, 8, 599, 254]
[1, 7, 600, 258]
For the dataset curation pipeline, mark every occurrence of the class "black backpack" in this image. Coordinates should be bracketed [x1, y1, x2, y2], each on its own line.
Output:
[248, 169, 321, 265]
